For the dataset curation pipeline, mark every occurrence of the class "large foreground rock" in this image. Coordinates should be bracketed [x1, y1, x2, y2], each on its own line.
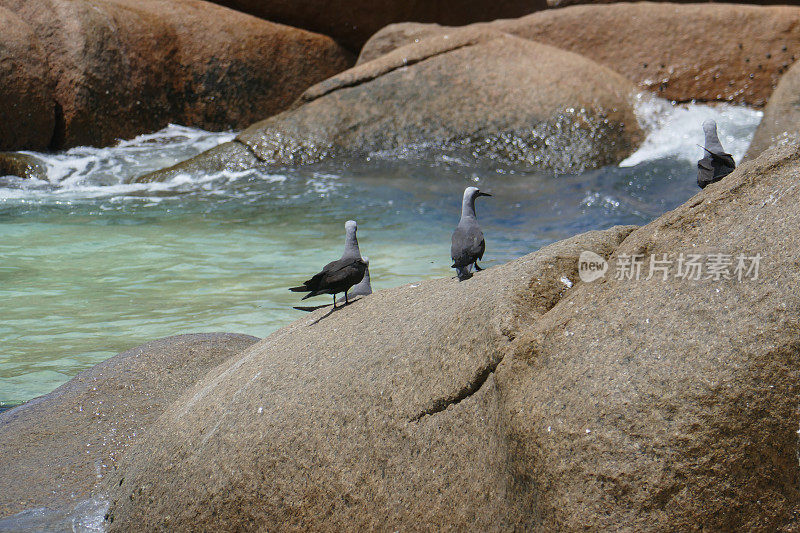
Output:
[110, 144, 800, 530]
[0, 7, 54, 151]
[0, 0, 352, 151]
[105, 227, 635, 530]
[136, 30, 642, 182]
[206, 0, 545, 50]
[0, 333, 259, 518]
[359, 3, 800, 106]
[746, 60, 800, 160]
[497, 145, 800, 530]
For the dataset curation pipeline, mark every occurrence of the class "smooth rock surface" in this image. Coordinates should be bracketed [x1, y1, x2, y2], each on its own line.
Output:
[110, 144, 800, 530]
[0, 7, 54, 151]
[0, 333, 260, 518]
[105, 227, 634, 531]
[0, 0, 352, 150]
[205, 0, 545, 50]
[497, 143, 800, 530]
[359, 3, 800, 106]
[136, 30, 642, 182]
[746, 60, 800, 160]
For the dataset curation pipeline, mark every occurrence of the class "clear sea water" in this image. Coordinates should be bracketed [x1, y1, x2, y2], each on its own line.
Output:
[0, 96, 761, 408]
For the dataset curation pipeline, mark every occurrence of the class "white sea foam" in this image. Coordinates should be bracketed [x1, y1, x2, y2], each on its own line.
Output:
[620, 94, 763, 167]
[0, 100, 763, 204]
[0, 125, 297, 203]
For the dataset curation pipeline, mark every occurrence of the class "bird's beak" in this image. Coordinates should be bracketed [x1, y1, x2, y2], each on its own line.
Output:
[477, 192, 492, 197]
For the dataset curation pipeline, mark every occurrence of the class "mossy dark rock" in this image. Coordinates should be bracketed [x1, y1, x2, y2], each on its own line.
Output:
[0, 152, 48, 181]
[130, 142, 261, 184]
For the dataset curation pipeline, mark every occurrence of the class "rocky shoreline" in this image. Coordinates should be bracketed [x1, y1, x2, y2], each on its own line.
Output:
[3, 2, 800, 181]
[3, 141, 800, 529]
[3, 0, 800, 530]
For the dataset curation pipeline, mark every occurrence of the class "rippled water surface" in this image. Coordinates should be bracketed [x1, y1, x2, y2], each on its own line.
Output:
[0, 99, 761, 406]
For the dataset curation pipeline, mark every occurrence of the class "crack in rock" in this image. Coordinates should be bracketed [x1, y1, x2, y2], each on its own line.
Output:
[410, 354, 503, 422]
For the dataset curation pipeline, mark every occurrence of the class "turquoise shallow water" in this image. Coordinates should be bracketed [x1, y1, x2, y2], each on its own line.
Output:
[0, 100, 761, 406]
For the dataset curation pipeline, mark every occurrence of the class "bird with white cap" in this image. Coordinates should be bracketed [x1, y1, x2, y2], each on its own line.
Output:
[451, 186, 491, 281]
[289, 220, 367, 308]
[697, 119, 736, 188]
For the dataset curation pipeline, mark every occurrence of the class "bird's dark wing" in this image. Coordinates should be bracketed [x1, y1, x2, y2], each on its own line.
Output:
[697, 156, 714, 188]
[301, 258, 366, 299]
[319, 258, 365, 287]
[697, 152, 735, 189]
[288, 259, 341, 292]
[712, 152, 736, 173]
[451, 225, 485, 267]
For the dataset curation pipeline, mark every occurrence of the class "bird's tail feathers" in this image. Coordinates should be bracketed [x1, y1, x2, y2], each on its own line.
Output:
[288, 285, 309, 292]
[301, 290, 325, 300]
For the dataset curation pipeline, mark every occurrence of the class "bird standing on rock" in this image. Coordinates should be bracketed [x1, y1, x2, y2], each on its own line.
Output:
[337, 256, 372, 303]
[451, 186, 491, 281]
[697, 119, 735, 188]
[289, 220, 367, 308]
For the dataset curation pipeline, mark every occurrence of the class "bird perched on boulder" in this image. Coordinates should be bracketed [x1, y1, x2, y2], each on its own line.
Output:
[290, 220, 367, 308]
[451, 186, 491, 281]
[337, 256, 372, 303]
[697, 119, 735, 188]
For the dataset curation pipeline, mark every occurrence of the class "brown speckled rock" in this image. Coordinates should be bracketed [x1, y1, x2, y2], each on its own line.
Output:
[500, 143, 800, 530]
[0, 0, 352, 150]
[0, 333, 260, 518]
[105, 227, 634, 531]
[548, 0, 800, 7]
[204, 0, 545, 51]
[746, 60, 800, 160]
[110, 144, 800, 530]
[359, 3, 800, 107]
[135, 29, 643, 182]
[0, 7, 54, 151]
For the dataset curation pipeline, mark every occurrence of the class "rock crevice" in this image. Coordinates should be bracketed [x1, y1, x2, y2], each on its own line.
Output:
[410, 353, 504, 422]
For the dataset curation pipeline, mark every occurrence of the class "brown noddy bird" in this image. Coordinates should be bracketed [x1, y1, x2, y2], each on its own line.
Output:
[451, 186, 491, 281]
[697, 119, 735, 188]
[289, 220, 367, 308]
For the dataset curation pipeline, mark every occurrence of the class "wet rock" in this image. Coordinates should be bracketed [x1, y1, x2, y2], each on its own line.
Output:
[0, 7, 54, 151]
[0, 333, 260, 518]
[204, 0, 545, 51]
[136, 29, 642, 182]
[0, 0, 352, 151]
[745, 60, 800, 160]
[130, 141, 261, 184]
[0, 152, 48, 181]
[359, 3, 800, 106]
[104, 226, 634, 531]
